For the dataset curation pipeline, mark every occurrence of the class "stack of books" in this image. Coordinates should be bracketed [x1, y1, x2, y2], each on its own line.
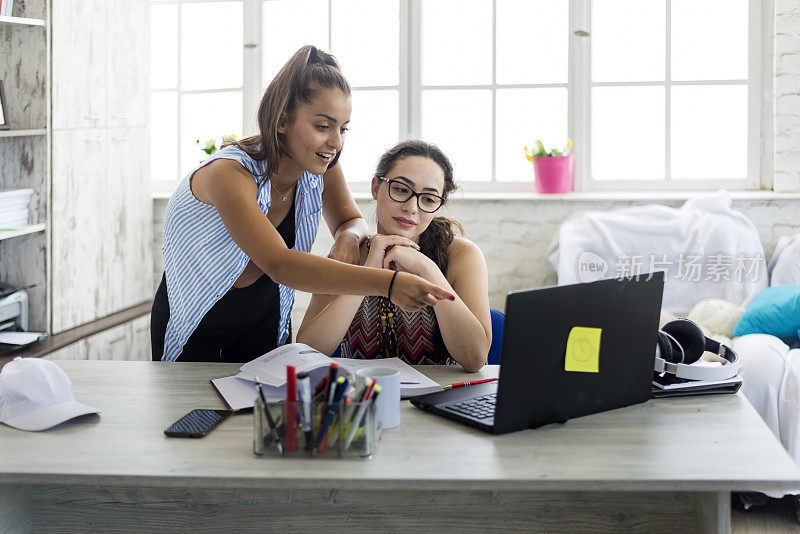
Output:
[0, 188, 33, 230]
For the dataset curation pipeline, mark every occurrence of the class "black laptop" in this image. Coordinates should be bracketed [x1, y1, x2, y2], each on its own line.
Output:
[411, 273, 665, 434]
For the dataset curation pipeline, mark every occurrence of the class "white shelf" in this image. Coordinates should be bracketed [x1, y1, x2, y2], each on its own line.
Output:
[0, 15, 46, 27]
[0, 129, 47, 138]
[0, 223, 46, 241]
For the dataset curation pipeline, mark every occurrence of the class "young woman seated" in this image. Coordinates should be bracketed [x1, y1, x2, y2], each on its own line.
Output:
[296, 140, 491, 372]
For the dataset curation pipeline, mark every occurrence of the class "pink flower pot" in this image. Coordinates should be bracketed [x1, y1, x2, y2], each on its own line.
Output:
[532, 154, 574, 194]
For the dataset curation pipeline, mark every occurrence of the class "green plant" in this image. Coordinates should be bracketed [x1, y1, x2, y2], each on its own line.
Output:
[524, 138, 573, 161]
[196, 134, 238, 156]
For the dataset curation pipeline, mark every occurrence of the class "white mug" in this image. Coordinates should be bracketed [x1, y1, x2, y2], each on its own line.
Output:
[355, 366, 401, 430]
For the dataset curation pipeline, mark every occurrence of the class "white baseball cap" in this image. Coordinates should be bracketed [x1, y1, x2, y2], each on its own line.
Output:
[0, 357, 100, 431]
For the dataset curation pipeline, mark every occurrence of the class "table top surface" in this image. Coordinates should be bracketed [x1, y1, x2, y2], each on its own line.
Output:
[1, 360, 798, 492]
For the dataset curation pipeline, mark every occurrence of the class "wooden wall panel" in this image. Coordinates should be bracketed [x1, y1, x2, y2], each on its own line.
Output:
[51, 129, 107, 332]
[51, 0, 107, 130]
[50, 0, 151, 333]
[105, 0, 149, 128]
[0, 23, 47, 130]
[107, 127, 153, 315]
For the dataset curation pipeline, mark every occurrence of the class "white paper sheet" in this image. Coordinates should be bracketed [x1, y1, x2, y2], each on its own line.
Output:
[0, 331, 46, 346]
[210, 376, 286, 411]
[211, 344, 445, 410]
[332, 357, 443, 397]
[238, 343, 334, 385]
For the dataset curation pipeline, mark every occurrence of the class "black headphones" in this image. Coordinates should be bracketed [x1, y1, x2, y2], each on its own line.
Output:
[654, 318, 740, 381]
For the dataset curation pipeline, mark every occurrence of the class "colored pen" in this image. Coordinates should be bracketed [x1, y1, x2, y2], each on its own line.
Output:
[335, 397, 355, 447]
[316, 362, 339, 450]
[359, 377, 375, 403]
[344, 380, 378, 450]
[313, 374, 329, 399]
[255, 376, 282, 454]
[345, 377, 371, 432]
[442, 378, 497, 390]
[349, 386, 382, 445]
[326, 363, 340, 405]
[285, 365, 298, 452]
[297, 372, 312, 452]
[326, 387, 352, 448]
[315, 376, 348, 451]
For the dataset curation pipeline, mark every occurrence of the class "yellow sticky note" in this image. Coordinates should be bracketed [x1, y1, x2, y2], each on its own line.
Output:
[564, 326, 602, 373]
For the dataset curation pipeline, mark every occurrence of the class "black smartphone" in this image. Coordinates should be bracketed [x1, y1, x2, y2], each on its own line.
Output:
[164, 408, 231, 438]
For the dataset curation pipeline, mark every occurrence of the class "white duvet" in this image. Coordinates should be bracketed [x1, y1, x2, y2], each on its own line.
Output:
[734, 334, 800, 497]
[548, 193, 768, 315]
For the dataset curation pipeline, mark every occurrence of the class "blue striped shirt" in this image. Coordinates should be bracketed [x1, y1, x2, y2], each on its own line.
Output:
[161, 145, 324, 362]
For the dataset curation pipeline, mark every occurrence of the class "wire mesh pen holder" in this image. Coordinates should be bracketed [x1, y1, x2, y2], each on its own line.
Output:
[254, 398, 378, 458]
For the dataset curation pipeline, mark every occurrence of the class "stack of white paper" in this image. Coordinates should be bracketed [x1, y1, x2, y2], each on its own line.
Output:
[0, 189, 33, 230]
[0, 331, 47, 349]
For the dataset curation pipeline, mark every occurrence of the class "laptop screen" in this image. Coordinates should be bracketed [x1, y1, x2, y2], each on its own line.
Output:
[493, 273, 665, 434]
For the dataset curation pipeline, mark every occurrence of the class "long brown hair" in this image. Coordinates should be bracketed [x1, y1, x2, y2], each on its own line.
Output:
[228, 45, 351, 186]
[374, 140, 462, 277]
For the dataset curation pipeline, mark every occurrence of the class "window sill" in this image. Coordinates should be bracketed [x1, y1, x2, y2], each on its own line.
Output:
[351, 190, 800, 202]
[152, 189, 800, 202]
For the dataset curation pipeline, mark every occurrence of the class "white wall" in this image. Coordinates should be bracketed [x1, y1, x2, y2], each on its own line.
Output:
[775, 0, 800, 191]
[153, 194, 800, 337]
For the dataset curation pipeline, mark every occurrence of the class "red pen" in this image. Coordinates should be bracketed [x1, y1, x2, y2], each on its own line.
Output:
[285, 365, 298, 452]
[442, 378, 497, 390]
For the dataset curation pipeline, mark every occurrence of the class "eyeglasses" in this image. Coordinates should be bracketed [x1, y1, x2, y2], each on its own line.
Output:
[377, 177, 445, 213]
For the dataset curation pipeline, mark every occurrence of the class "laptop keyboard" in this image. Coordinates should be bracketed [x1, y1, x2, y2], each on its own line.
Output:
[445, 393, 496, 421]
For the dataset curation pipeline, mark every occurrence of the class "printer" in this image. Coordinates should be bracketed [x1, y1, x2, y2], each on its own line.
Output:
[0, 283, 47, 350]
[0, 286, 29, 332]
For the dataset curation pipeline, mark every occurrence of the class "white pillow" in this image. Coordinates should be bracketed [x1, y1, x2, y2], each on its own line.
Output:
[769, 234, 800, 286]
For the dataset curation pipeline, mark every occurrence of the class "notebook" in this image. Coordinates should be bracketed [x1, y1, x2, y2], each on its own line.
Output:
[210, 343, 442, 411]
[411, 273, 665, 434]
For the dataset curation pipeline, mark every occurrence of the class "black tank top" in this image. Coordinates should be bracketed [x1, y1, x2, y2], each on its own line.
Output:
[151, 199, 296, 362]
[275, 199, 296, 249]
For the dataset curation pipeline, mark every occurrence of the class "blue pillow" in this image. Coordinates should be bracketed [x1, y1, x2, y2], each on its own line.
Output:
[733, 286, 800, 340]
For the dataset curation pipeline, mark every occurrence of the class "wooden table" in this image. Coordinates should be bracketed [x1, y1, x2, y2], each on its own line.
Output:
[1, 361, 798, 533]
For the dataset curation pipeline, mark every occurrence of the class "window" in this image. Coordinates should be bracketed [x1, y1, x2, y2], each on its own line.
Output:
[260, 0, 401, 183]
[151, 0, 762, 192]
[584, 0, 758, 190]
[151, 0, 244, 191]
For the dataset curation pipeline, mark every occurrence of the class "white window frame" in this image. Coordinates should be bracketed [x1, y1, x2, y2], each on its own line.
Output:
[571, 0, 763, 192]
[151, 0, 246, 193]
[153, 0, 767, 193]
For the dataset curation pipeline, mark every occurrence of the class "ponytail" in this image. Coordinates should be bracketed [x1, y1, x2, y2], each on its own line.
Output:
[228, 45, 350, 186]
